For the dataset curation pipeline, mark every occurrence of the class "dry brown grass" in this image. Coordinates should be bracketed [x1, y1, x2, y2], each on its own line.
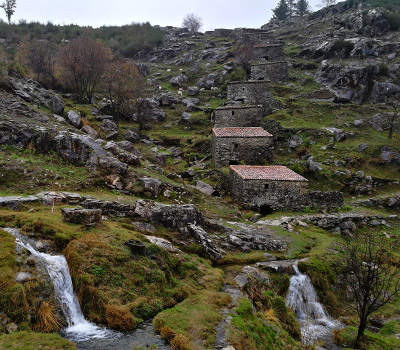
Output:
[104, 304, 136, 331]
[34, 301, 62, 333]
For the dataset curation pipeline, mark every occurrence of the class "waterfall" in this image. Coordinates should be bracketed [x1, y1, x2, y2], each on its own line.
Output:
[5, 228, 115, 341]
[286, 265, 342, 346]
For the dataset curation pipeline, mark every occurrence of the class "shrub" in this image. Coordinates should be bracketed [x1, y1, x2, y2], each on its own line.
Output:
[7, 62, 24, 77]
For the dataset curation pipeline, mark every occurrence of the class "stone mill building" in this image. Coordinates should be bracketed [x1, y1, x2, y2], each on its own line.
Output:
[250, 61, 288, 83]
[213, 105, 263, 127]
[229, 165, 309, 213]
[212, 127, 273, 167]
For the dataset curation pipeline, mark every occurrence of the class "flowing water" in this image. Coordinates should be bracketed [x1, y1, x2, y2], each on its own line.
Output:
[286, 265, 343, 347]
[6, 228, 170, 350]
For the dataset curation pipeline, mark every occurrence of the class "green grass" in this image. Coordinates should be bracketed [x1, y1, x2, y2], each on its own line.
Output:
[334, 326, 400, 350]
[229, 299, 300, 350]
[0, 332, 76, 350]
[153, 289, 229, 349]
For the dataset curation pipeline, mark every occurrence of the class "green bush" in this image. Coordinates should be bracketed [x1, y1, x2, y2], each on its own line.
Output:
[7, 62, 24, 77]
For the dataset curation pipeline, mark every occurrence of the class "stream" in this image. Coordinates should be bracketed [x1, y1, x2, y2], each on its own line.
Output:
[5, 228, 170, 350]
[286, 264, 343, 349]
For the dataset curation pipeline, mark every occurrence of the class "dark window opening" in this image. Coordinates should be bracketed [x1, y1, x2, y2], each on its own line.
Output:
[242, 88, 245, 91]
[232, 111, 235, 116]
[259, 204, 273, 216]
[235, 98, 245, 103]
[234, 144, 239, 149]
[258, 77, 265, 81]
[264, 184, 269, 190]
[229, 160, 239, 165]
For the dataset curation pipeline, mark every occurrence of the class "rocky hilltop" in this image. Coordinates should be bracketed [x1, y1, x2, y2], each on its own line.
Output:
[0, 1, 400, 350]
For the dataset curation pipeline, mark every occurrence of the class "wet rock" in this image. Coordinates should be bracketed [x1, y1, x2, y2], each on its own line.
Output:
[353, 119, 363, 127]
[188, 224, 225, 260]
[133, 222, 156, 234]
[357, 143, 368, 152]
[61, 208, 102, 226]
[182, 98, 199, 111]
[288, 135, 303, 148]
[124, 129, 140, 143]
[81, 198, 136, 218]
[145, 235, 181, 252]
[0, 196, 40, 210]
[307, 159, 323, 173]
[170, 74, 188, 87]
[159, 92, 179, 107]
[81, 125, 99, 139]
[51, 95, 64, 115]
[100, 119, 118, 133]
[134, 200, 204, 231]
[181, 112, 191, 121]
[256, 260, 296, 275]
[368, 113, 389, 131]
[139, 177, 163, 198]
[187, 86, 199, 96]
[195, 181, 214, 196]
[66, 110, 82, 128]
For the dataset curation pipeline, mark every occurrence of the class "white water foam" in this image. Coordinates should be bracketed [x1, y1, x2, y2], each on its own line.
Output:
[5, 228, 115, 341]
[286, 265, 343, 345]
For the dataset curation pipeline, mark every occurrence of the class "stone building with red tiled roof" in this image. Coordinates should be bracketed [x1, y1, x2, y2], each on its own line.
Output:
[229, 165, 343, 213]
[229, 165, 309, 213]
[212, 128, 273, 167]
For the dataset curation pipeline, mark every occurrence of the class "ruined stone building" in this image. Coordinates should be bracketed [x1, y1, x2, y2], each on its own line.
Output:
[253, 43, 285, 61]
[213, 105, 263, 127]
[229, 165, 343, 213]
[212, 128, 273, 167]
[250, 61, 289, 83]
[234, 28, 272, 41]
[241, 32, 272, 45]
[226, 81, 281, 114]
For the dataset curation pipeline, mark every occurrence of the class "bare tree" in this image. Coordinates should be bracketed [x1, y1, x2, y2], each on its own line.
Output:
[235, 44, 254, 77]
[0, 0, 16, 24]
[16, 38, 56, 84]
[102, 60, 145, 121]
[182, 13, 203, 34]
[57, 36, 112, 102]
[339, 230, 400, 347]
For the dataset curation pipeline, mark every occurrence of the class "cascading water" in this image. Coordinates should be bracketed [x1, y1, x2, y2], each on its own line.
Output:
[286, 265, 343, 346]
[5, 228, 114, 341]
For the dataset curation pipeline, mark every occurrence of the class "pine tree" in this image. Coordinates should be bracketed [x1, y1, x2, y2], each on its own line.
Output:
[273, 0, 290, 21]
[296, 0, 310, 17]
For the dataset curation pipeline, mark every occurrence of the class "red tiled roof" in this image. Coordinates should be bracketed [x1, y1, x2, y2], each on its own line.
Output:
[230, 165, 308, 182]
[213, 127, 272, 138]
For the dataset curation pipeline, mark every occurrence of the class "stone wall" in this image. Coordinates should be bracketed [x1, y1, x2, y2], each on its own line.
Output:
[233, 28, 272, 40]
[250, 61, 289, 83]
[229, 169, 343, 212]
[253, 44, 285, 61]
[213, 28, 234, 37]
[213, 105, 263, 127]
[242, 32, 272, 45]
[227, 81, 281, 114]
[212, 135, 273, 167]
